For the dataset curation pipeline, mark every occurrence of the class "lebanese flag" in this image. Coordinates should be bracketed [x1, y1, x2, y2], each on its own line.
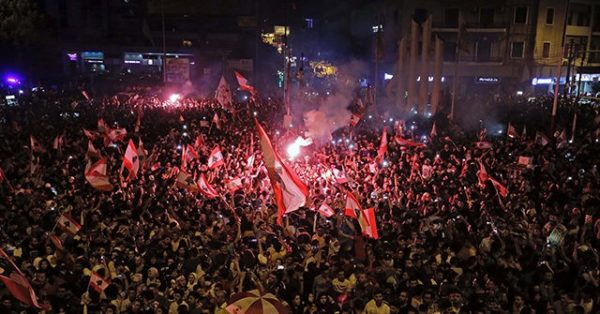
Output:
[0, 249, 46, 309]
[53, 133, 65, 151]
[89, 272, 110, 293]
[120, 140, 139, 180]
[30, 135, 46, 153]
[212, 112, 221, 130]
[535, 131, 549, 146]
[395, 136, 426, 148]
[186, 144, 199, 160]
[332, 168, 348, 184]
[194, 135, 204, 149]
[477, 161, 490, 187]
[474, 141, 493, 150]
[175, 170, 199, 192]
[359, 207, 379, 239]
[208, 146, 225, 169]
[507, 122, 518, 138]
[430, 122, 437, 139]
[256, 119, 309, 224]
[85, 158, 113, 192]
[376, 127, 388, 163]
[317, 203, 335, 218]
[344, 191, 361, 219]
[197, 174, 219, 198]
[235, 71, 256, 95]
[57, 213, 82, 236]
[181, 145, 199, 170]
[556, 129, 568, 149]
[225, 177, 244, 192]
[490, 178, 509, 198]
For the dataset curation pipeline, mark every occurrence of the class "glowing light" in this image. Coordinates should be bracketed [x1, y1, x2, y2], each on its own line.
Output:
[382, 160, 389, 167]
[497, 130, 503, 134]
[169, 93, 181, 103]
[349, 144, 355, 149]
[368, 115, 373, 119]
[516, 91, 524, 96]
[183, 125, 187, 129]
[287, 136, 312, 159]
[18, 89, 24, 94]
[182, 132, 188, 137]
[389, 118, 394, 122]
[275, 130, 280, 135]
[176, 145, 182, 150]
[253, 111, 258, 116]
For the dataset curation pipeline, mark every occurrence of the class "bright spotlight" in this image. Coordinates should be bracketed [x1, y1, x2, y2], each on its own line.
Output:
[169, 93, 181, 103]
[287, 142, 301, 159]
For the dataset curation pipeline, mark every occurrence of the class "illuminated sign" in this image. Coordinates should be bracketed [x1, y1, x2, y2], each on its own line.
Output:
[476, 76, 500, 83]
[531, 78, 554, 85]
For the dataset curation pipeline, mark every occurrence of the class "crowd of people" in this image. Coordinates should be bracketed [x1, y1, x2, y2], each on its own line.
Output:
[0, 88, 599, 314]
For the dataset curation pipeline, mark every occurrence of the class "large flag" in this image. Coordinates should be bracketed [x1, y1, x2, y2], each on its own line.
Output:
[89, 272, 110, 293]
[344, 191, 361, 219]
[30, 136, 46, 153]
[57, 213, 82, 236]
[317, 203, 335, 218]
[0, 249, 46, 309]
[376, 127, 388, 163]
[175, 170, 199, 192]
[197, 174, 219, 198]
[234, 71, 256, 95]
[477, 161, 508, 198]
[507, 122, 518, 138]
[395, 136, 426, 148]
[208, 146, 225, 169]
[256, 120, 309, 224]
[121, 140, 140, 180]
[359, 207, 379, 239]
[85, 158, 113, 192]
[215, 76, 233, 110]
[535, 131, 549, 146]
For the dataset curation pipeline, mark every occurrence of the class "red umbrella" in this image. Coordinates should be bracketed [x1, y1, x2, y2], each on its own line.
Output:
[226, 289, 288, 314]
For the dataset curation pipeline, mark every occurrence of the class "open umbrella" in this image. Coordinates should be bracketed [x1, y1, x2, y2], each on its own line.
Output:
[226, 289, 288, 314]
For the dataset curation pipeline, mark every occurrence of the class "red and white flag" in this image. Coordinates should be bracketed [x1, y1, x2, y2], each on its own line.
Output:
[194, 135, 204, 149]
[235, 71, 256, 95]
[246, 154, 255, 169]
[507, 122, 518, 138]
[212, 112, 221, 130]
[121, 139, 139, 180]
[175, 170, 199, 192]
[30, 136, 46, 153]
[256, 119, 309, 224]
[395, 136, 426, 148]
[332, 168, 348, 184]
[344, 192, 361, 219]
[474, 141, 493, 150]
[490, 178, 509, 198]
[85, 158, 113, 192]
[225, 177, 244, 193]
[53, 133, 65, 151]
[208, 146, 225, 169]
[89, 272, 110, 293]
[556, 129, 568, 149]
[197, 174, 219, 198]
[215, 75, 233, 110]
[430, 122, 437, 139]
[317, 203, 335, 218]
[359, 207, 379, 239]
[57, 213, 82, 236]
[535, 131, 549, 146]
[0, 249, 46, 309]
[376, 127, 388, 163]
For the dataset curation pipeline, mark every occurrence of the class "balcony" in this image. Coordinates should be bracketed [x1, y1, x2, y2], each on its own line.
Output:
[458, 55, 504, 63]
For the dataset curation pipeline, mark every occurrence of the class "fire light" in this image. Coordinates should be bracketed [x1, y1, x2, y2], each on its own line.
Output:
[287, 137, 312, 159]
[169, 93, 181, 103]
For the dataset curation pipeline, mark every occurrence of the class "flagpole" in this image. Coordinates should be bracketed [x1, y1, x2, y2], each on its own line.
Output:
[551, 50, 563, 131]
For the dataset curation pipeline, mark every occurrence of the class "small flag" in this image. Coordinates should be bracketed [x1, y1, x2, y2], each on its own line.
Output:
[225, 177, 244, 193]
[332, 168, 348, 184]
[121, 140, 140, 180]
[344, 192, 361, 219]
[317, 203, 335, 218]
[535, 131, 549, 146]
[85, 158, 113, 192]
[215, 76, 233, 110]
[194, 135, 204, 149]
[507, 123, 518, 138]
[175, 170, 199, 192]
[208, 146, 225, 169]
[89, 272, 110, 293]
[57, 214, 82, 236]
[430, 122, 437, 139]
[376, 127, 388, 163]
[212, 112, 221, 130]
[197, 174, 219, 198]
[234, 71, 256, 95]
[556, 129, 567, 149]
[359, 207, 379, 239]
[474, 141, 493, 150]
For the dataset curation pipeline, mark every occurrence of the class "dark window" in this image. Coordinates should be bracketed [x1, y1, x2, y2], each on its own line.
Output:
[511, 42, 524, 58]
[542, 42, 551, 58]
[594, 6, 600, 31]
[444, 42, 457, 61]
[514, 7, 527, 24]
[546, 8, 554, 24]
[477, 40, 491, 62]
[444, 8, 459, 28]
[480, 8, 494, 27]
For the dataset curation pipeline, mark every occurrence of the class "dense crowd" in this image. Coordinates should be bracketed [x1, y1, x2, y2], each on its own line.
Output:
[0, 89, 599, 314]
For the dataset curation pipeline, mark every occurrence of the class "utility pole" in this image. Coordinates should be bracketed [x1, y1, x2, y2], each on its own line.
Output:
[576, 49, 586, 98]
[564, 39, 575, 97]
[161, 0, 167, 84]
